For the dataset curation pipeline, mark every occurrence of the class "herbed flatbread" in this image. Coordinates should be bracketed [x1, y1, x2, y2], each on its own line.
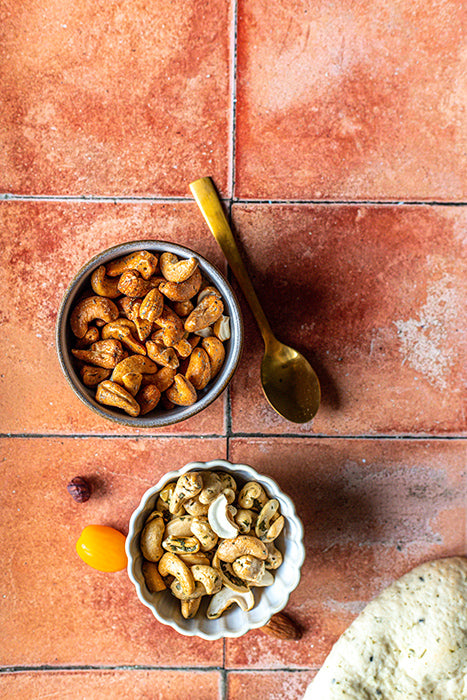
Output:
[304, 557, 467, 699]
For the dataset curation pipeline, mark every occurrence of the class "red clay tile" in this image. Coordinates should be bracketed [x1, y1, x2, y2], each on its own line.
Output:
[0, 0, 232, 197]
[229, 204, 467, 435]
[226, 437, 466, 668]
[0, 670, 221, 699]
[235, 0, 467, 200]
[227, 671, 316, 700]
[0, 200, 231, 435]
[0, 437, 225, 666]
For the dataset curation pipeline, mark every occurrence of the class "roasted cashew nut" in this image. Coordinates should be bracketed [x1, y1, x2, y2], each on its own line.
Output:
[106, 250, 158, 280]
[184, 295, 224, 333]
[72, 338, 126, 368]
[146, 340, 180, 370]
[238, 482, 268, 511]
[159, 252, 198, 283]
[158, 552, 195, 597]
[73, 326, 100, 349]
[177, 552, 211, 567]
[212, 551, 250, 593]
[121, 372, 143, 396]
[102, 319, 147, 355]
[70, 296, 119, 338]
[185, 347, 211, 390]
[172, 300, 194, 318]
[91, 265, 120, 298]
[191, 565, 222, 595]
[117, 270, 154, 298]
[79, 365, 111, 387]
[153, 307, 185, 347]
[111, 355, 159, 385]
[139, 288, 164, 322]
[201, 337, 225, 379]
[169, 472, 203, 514]
[95, 380, 140, 416]
[152, 366, 176, 392]
[216, 535, 268, 564]
[165, 374, 197, 406]
[135, 383, 161, 414]
[159, 267, 202, 303]
[213, 315, 231, 341]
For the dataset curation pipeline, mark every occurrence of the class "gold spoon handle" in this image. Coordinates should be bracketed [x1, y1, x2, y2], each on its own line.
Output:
[189, 177, 274, 347]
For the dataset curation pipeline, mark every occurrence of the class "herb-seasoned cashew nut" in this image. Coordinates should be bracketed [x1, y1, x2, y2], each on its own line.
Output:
[216, 535, 268, 563]
[169, 472, 203, 514]
[191, 565, 222, 595]
[95, 380, 140, 416]
[162, 535, 200, 554]
[70, 296, 119, 338]
[164, 515, 194, 537]
[158, 552, 195, 597]
[264, 541, 283, 570]
[153, 307, 185, 347]
[255, 499, 285, 542]
[91, 265, 120, 298]
[234, 508, 257, 534]
[140, 513, 165, 562]
[199, 472, 223, 505]
[238, 482, 268, 511]
[106, 250, 158, 280]
[170, 579, 206, 601]
[181, 597, 202, 619]
[232, 554, 266, 584]
[142, 560, 167, 592]
[159, 252, 198, 283]
[206, 586, 255, 619]
[190, 517, 218, 552]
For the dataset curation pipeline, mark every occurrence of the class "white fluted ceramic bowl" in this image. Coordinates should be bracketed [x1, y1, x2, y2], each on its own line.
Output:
[126, 459, 305, 639]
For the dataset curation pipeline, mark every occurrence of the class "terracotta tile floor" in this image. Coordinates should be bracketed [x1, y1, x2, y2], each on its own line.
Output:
[0, 0, 465, 698]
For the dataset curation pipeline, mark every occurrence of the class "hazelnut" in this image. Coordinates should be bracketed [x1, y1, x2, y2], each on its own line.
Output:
[67, 476, 91, 503]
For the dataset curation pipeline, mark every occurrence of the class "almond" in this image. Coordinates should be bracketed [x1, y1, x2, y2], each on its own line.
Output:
[260, 612, 303, 640]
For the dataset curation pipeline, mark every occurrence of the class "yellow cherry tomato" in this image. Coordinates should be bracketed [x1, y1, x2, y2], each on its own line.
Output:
[76, 525, 128, 572]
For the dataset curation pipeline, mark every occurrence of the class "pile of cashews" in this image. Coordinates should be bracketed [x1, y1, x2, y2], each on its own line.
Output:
[69, 250, 232, 417]
[139, 470, 284, 619]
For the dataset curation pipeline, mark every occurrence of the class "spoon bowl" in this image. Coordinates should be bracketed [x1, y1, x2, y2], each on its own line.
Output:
[190, 177, 321, 423]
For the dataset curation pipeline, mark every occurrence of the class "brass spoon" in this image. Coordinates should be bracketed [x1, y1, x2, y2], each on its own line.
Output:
[189, 177, 321, 423]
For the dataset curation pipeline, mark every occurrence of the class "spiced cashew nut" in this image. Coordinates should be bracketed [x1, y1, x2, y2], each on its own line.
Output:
[106, 250, 158, 280]
[159, 252, 198, 283]
[91, 265, 120, 298]
[70, 296, 119, 338]
[96, 380, 140, 416]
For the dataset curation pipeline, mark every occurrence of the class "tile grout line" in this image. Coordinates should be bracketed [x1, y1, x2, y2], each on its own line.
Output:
[0, 194, 466, 206]
[228, 0, 239, 200]
[0, 433, 465, 440]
